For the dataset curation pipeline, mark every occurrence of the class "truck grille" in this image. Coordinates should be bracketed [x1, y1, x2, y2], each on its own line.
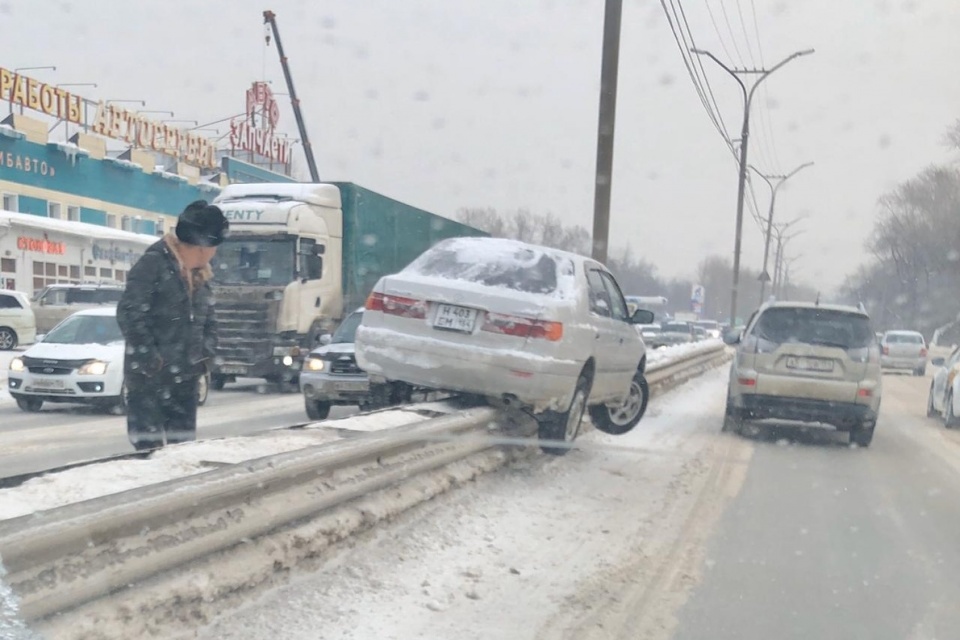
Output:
[215, 301, 272, 366]
[329, 355, 363, 375]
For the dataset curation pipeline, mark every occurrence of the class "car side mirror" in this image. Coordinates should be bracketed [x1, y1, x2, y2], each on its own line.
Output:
[932, 357, 946, 366]
[723, 330, 741, 346]
[318, 333, 332, 346]
[36, 334, 45, 342]
[630, 309, 655, 325]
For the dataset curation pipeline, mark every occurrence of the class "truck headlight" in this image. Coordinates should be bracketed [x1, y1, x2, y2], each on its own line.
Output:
[9, 357, 24, 372]
[78, 360, 109, 375]
[304, 357, 325, 372]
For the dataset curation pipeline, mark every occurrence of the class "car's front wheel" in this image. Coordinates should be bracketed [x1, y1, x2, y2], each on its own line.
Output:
[538, 372, 591, 456]
[589, 370, 649, 436]
[197, 373, 210, 406]
[15, 396, 42, 412]
[305, 398, 332, 421]
[927, 384, 939, 418]
[944, 392, 960, 429]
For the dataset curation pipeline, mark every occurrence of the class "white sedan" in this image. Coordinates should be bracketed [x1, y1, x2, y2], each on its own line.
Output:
[8, 307, 209, 413]
[355, 237, 654, 454]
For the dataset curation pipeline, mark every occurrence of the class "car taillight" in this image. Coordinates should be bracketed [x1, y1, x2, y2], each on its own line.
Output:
[921, 347, 928, 357]
[481, 313, 563, 341]
[881, 345, 889, 356]
[364, 292, 426, 319]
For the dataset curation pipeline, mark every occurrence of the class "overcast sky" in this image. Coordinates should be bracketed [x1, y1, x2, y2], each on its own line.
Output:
[3, 0, 959, 290]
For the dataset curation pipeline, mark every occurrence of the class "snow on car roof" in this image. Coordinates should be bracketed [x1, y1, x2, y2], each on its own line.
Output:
[72, 307, 118, 317]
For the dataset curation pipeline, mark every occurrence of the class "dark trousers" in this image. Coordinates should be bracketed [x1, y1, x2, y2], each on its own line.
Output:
[126, 374, 199, 450]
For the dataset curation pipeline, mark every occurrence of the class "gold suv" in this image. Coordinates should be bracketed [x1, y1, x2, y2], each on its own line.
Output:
[724, 302, 882, 447]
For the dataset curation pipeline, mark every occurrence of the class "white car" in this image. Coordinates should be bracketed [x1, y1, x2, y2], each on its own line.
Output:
[880, 330, 927, 376]
[928, 345, 960, 426]
[0, 290, 37, 350]
[355, 237, 654, 454]
[8, 307, 209, 413]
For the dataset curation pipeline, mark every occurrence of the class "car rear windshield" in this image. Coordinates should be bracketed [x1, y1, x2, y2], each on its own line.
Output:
[406, 239, 561, 294]
[753, 308, 874, 349]
[885, 333, 924, 344]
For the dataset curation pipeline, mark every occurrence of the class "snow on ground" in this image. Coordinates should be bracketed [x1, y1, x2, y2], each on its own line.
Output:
[188, 367, 747, 640]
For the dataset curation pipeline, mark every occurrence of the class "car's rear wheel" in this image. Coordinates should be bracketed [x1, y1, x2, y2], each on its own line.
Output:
[15, 396, 42, 412]
[850, 423, 875, 447]
[305, 398, 332, 421]
[538, 372, 591, 456]
[197, 373, 210, 406]
[589, 370, 649, 436]
[944, 392, 960, 429]
[0, 327, 17, 350]
[927, 384, 939, 418]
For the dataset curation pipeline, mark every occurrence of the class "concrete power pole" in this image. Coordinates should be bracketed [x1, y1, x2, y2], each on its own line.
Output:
[591, 0, 623, 265]
[692, 48, 814, 324]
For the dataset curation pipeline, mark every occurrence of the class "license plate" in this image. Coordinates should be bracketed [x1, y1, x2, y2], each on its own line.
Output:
[786, 357, 834, 372]
[33, 378, 64, 389]
[433, 304, 478, 333]
[334, 380, 368, 392]
[219, 365, 247, 375]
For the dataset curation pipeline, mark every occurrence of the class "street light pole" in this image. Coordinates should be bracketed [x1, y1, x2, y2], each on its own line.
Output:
[692, 48, 814, 324]
[770, 217, 805, 296]
[750, 161, 814, 301]
[591, 0, 623, 264]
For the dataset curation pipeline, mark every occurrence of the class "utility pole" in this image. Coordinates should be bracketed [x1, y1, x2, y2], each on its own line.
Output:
[692, 48, 814, 324]
[750, 161, 814, 301]
[770, 218, 804, 297]
[591, 0, 623, 264]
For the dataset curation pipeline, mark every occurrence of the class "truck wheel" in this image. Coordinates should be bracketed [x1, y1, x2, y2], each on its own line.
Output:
[0, 327, 17, 350]
[538, 372, 591, 456]
[850, 423, 875, 447]
[15, 397, 43, 412]
[211, 374, 227, 391]
[305, 398, 332, 421]
[589, 370, 649, 436]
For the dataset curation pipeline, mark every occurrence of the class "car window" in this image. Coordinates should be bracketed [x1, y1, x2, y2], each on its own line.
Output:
[331, 312, 363, 344]
[662, 322, 691, 333]
[585, 269, 611, 317]
[42, 289, 67, 305]
[43, 314, 124, 345]
[405, 239, 560, 295]
[598, 271, 629, 321]
[65, 289, 99, 304]
[752, 307, 874, 349]
[0, 293, 22, 309]
[884, 333, 923, 344]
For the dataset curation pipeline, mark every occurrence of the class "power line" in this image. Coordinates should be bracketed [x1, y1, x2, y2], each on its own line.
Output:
[704, 1, 737, 70]
[718, 0, 747, 67]
[735, 0, 757, 66]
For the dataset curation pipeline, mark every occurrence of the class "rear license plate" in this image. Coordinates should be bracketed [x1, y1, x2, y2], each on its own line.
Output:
[786, 357, 834, 372]
[33, 378, 64, 389]
[433, 304, 478, 333]
[334, 380, 368, 392]
[219, 365, 247, 375]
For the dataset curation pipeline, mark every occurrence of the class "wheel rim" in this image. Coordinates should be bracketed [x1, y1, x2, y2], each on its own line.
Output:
[0, 330, 12, 349]
[946, 395, 953, 424]
[565, 388, 587, 440]
[198, 375, 208, 404]
[608, 380, 644, 426]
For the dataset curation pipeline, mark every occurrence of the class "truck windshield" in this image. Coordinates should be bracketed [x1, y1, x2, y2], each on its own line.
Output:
[212, 237, 296, 286]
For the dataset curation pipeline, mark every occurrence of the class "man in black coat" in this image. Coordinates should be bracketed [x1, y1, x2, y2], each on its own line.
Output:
[117, 200, 229, 450]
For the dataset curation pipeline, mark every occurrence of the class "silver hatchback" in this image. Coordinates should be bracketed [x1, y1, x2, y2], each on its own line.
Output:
[880, 330, 927, 376]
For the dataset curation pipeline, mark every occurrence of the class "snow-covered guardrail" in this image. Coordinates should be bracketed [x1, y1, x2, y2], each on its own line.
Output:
[0, 341, 729, 628]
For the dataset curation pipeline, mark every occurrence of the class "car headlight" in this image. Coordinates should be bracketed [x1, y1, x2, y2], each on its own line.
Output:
[9, 357, 24, 372]
[78, 360, 109, 375]
[304, 357, 325, 372]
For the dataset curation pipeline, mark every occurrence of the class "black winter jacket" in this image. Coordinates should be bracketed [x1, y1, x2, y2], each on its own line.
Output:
[116, 237, 217, 380]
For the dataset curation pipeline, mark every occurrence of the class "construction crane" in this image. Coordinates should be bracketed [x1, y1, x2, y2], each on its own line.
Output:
[263, 9, 320, 182]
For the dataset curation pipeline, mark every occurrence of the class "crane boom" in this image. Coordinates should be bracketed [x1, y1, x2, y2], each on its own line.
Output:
[263, 9, 320, 182]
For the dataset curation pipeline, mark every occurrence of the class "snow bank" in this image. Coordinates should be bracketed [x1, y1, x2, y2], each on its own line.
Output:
[647, 339, 722, 367]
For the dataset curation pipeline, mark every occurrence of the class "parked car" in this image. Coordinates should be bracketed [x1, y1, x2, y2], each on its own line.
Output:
[639, 323, 661, 343]
[8, 307, 209, 413]
[658, 321, 696, 346]
[301, 308, 414, 420]
[32, 282, 125, 334]
[927, 346, 960, 427]
[0, 290, 36, 350]
[879, 330, 927, 376]
[693, 326, 708, 341]
[694, 319, 722, 339]
[724, 301, 882, 446]
[355, 237, 654, 454]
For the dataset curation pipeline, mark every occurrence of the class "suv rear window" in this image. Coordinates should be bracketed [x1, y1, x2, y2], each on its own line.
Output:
[406, 239, 561, 295]
[884, 333, 924, 344]
[752, 307, 874, 349]
[65, 289, 123, 304]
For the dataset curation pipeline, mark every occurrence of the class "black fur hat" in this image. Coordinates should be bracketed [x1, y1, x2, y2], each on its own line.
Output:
[175, 200, 229, 247]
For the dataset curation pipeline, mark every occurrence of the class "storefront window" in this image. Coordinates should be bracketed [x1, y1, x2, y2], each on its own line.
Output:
[100, 267, 112, 279]
[1, 258, 14, 291]
[33, 260, 81, 292]
[84, 266, 96, 278]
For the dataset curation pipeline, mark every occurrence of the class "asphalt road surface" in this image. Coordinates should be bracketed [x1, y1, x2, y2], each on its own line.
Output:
[0, 377, 355, 478]
[186, 366, 959, 640]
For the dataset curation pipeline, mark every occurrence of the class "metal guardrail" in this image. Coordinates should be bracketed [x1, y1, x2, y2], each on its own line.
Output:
[0, 342, 729, 624]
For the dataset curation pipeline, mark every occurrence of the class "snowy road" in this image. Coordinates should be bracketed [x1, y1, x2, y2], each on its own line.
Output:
[0, 379, 355, 478]
[184, 368, 955, 640]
